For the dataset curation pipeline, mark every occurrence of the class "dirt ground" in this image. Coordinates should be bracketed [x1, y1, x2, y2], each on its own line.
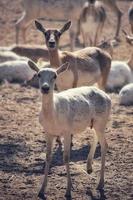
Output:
[0, 0, 133, 200]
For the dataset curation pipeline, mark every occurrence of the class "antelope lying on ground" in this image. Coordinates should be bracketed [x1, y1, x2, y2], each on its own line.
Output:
[98, 36, 133, 91]
[119, 83, 133, 106]
[128, 2, 133, 34]
[28, 60, 111, 200]
[16, 0, 122, 49]
[0, 60, 34, 84]
[79, 0, 106, 46]
[35, 20, 111, 91]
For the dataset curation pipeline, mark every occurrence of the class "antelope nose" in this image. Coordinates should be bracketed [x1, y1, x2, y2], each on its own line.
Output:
[41, 83, 50, 94]
[49, 40, 56, 48]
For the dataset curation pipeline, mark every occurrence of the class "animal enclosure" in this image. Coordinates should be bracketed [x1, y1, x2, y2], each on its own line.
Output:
[0, 0, 133, 200]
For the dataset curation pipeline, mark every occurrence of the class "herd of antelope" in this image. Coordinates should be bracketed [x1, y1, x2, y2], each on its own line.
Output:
[0, 0, 133, 200]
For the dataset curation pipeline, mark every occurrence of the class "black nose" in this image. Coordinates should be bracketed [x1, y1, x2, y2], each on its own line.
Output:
[49, 41, 56, 48]
[41, 85, 50, 94]
[89, 0, 95, 4]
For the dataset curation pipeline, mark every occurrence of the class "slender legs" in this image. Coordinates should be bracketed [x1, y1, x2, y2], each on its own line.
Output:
[63, 134, 72, 197]
[38, 135, 54, 200]
[87, 122, 108, 190]
[87, 130, 98, 174]
[94, 124, 108, 190]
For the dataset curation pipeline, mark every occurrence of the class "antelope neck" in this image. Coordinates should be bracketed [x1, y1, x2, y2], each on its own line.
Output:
[41, 92, 54, 116]
[48, 48, 61, 67]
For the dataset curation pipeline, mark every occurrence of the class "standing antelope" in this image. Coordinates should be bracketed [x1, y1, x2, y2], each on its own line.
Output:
[79, 0, 106, 46]
[77, 0, 122, 42]
[16, 0, 122, 49]
[128, 2, 133, 34]
[28, 60, 111, 199]
[34, 20, 111, 91]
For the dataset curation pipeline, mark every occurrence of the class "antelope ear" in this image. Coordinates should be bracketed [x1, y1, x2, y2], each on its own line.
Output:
[59, 21, 71, 34]
[28, 60, 40, 72]
[56, 62, 70, 75]
[35, 20, 46, 33]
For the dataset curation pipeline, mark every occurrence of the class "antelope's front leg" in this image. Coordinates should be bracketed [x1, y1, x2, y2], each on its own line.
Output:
[63, 134, 72, 197]
[38, 135, 54, 200]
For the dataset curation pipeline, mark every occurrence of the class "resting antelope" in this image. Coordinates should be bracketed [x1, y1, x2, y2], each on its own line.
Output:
[79, 0, 106, 46]
[16, 0, 122, 49]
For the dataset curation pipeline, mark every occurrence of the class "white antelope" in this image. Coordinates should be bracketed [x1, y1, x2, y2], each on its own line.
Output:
[119, 83, 133, 106]
[34, 20, 111, 91]
[16, 0, 122, 49]
[28, 60, 111, 200]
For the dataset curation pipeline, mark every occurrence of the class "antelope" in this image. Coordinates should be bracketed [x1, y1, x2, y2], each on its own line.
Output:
[28, 60, 111, 199]
[77, 0, 122, 42]
[35, 20, 111, 91]
[78, 0, 107, 47]
[16, 0, 122, 49]
[128, 2, 133, 34]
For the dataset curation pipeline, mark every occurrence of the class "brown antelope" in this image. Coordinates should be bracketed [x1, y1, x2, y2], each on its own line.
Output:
[128, 2, 133, 34]
[79, 0, 106, 46]
[16, 0, 122, 50]
[35, 20, 111, 91]
[77, 0, 122, 42]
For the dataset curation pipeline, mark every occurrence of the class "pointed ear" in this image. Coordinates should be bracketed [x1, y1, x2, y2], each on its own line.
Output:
[28, 60, 40, 72]
[56, 62, 70, 75]
[35, 20, 46, 33]
[59, 21, 71, 35]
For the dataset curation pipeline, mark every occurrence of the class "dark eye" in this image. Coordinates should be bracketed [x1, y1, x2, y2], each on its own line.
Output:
[53, 74, 57, 79]
[45, 31, 50, 39]
[38, 73, 41, 78]
[54, 30, 61, 38]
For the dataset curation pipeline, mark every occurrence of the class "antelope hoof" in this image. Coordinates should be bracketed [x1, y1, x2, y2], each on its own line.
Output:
[87, 164, 93, 174]
[97, 181, 104, 190]
[65, 191, 71, 199]
[38, 191, 47, 200]
[87, 167, 93, 174]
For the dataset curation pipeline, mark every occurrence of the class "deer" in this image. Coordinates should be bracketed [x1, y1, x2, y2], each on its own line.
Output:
[28, 60, 111, 199]
[128, 2, 133, 34]
[16, 0, 122, 50]
[78, 0, 107, 47]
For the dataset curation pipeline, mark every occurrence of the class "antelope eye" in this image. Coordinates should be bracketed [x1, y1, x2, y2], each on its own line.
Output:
[45, 31, 50, 39]
[53, 74, 57, 79]
[55, 30, 61, 38]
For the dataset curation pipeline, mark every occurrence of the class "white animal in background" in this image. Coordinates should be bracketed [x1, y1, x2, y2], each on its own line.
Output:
[119, 83, 133, 106]
[97, 34, 133, 93]
[0, 51, 27, 63]
[106, 59, 133, 91]
[34, 20, 111, 91]
[15, 0, 122, 50]
[79, 0, 106, 46]
[0, 60, 35, 83]
[28, 60, 111, 200]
